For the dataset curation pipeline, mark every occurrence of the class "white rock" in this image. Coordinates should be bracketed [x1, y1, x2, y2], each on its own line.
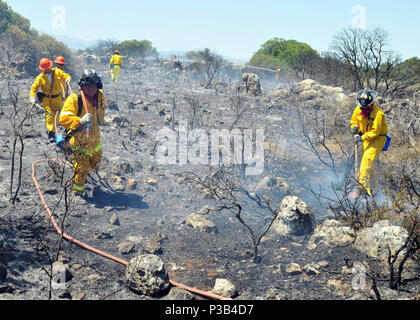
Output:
[303, 263, 320, 275]
[125, 254, 169, 296]
[274, 196, 314, 236]
[354, 220, 409, 261]
[309, 219, 355, 247]
[213, 278, 236, 298]
[285, 263, 302, 275]
[184, 212, 217, 234]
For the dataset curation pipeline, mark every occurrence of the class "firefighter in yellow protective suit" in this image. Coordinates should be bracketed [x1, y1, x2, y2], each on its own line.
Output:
[29, 58, 72, 143]
[276, 66, 281, 80]
[109, 50, 123, 84]
[59, 69, 106, 196]
[350, 90, 388, 196]
[54, 56, 73, 98]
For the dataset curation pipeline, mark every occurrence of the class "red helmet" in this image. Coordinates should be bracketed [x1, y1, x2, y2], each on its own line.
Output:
[39, 58, 53, 71]
[55, 56, 66, 65]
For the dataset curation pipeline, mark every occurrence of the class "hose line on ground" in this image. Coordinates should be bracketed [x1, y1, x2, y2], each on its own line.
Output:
[31, 158, 229, 300]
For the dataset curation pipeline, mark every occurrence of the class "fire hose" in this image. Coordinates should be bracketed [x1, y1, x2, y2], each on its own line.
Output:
[31, 158, 228, 300]
[80, 90, 91, 137]
[54, 83, 74, 137]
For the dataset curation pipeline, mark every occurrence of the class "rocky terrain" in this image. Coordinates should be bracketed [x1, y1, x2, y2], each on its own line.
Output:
[0, 58, 418, 300]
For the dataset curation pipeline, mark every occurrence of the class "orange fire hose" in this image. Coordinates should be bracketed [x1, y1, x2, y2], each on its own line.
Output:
[355, 143, 359, 181]
[54, 108, 60, 137]
[55, 82, 74, 137]
[66, 81, 73, 96]
[53, 83, 67, 137]
[79, 90, 91, 137]
[31, 158, 229, 300]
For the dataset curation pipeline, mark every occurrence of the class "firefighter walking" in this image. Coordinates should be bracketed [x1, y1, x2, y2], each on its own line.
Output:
[109, 50, 123, 84]
[59, 69, 106, 197]
[29, 58, 72, 143]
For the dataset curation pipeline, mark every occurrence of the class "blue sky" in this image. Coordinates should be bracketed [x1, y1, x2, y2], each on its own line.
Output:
[6, 0, 420, 61]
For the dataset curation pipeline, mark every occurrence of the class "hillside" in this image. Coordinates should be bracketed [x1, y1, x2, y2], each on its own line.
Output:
[0, 57, 418, 300]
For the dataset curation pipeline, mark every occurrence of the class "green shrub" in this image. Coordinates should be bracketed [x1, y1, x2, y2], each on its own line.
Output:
[0, 0, 31, 35]
[36, 33, 75, 76]
[249, 37, 319, 80]
[0, 1, 75, 78]
[119, 39, 158, 62]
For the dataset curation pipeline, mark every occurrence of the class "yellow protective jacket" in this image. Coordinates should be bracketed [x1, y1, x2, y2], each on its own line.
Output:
[350, 104, 388, 143]
[30, 68, 71, 101]
[59, 90, 107, 153]
[109, 54, 123, 67]
[61, 71, 72, 84]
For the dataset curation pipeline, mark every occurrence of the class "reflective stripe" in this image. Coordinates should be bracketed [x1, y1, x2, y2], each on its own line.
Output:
[72, 146, 93, 157]
[60, 111, 75, 116]
[73, 184, 85, 192]
[71, 143, 101, 156]
[95, 143, 102, 152]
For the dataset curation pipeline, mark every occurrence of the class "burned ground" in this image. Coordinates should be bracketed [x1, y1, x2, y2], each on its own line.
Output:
[0, 62, 418, 300]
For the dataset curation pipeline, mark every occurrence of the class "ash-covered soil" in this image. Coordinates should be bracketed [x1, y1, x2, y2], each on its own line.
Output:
[0, 63, 418, 300]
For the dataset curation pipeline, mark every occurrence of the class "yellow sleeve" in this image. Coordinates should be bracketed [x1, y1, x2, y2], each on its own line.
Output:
[363, 110, 385, 142]
[30, 74, 42, 98]
[350, 108, 359, 131]
[59, 94, 81, 131]
[55, 68, 71, 82]
[63, 72, 72, 82]
[97, 90, 107, 124]
[109, 55, 115, 66]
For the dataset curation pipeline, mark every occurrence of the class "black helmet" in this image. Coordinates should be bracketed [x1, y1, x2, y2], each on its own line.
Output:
[79, 69, 103, 89]
[357, 90, 377, 108]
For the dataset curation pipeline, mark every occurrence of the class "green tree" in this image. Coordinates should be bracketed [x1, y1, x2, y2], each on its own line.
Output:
[0, 25, 39, 76]
[0, 0, 31, 35]
[248, 53, 280, 70]
[36, 33, 75, 76]
[395, 57, 420, 82]
[381, 56, 420, 97]
[119, 39, 158, 62]
[249, 38, 319, 80]
[0, 1, 75, 78]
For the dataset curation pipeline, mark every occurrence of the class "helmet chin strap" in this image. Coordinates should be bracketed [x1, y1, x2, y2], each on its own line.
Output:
[361, 102, 374, 109]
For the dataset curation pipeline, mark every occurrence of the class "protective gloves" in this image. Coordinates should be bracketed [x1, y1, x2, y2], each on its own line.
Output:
[354, 135, 363, 143]
[80, 113, 93, 127]
[29, 96, 36, 105]
[351, 126, 359, 135]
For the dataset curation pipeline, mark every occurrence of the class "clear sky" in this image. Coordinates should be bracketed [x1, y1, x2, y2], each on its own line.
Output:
[6, 0, 420, 61]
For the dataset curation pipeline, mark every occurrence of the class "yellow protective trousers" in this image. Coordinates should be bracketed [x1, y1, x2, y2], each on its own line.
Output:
[72, 143, 102, 194]
[358, 136, 386, 195]
[43, 96, 64, 133]
[110, 65, 121, 84]
[59, 91, 107, 194]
